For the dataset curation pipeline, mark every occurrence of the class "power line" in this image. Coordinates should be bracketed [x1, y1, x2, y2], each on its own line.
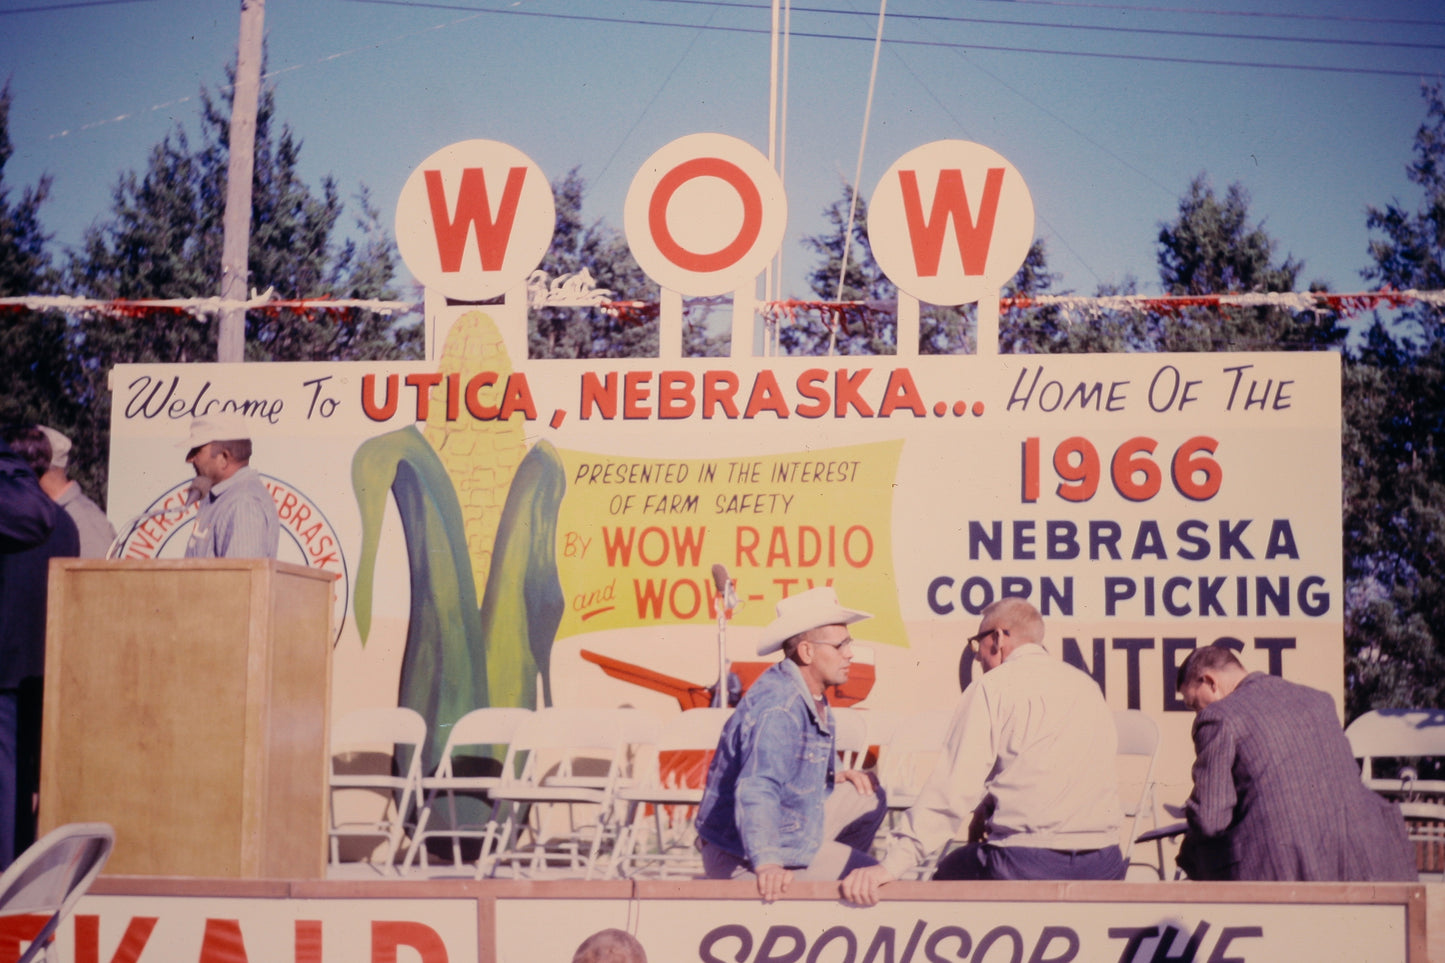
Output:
[342, 0, 1445, 79]
[46, 11, 488, 140]
[953, 50, 1177, 200]
[644, 0, 1445, 53]
[0, 0, 155, 16]
[880, 43, 1110, 288]
[593, 3, 722, 186]
[898, 36, 1440, 79]
[965, 0, 1445, 30]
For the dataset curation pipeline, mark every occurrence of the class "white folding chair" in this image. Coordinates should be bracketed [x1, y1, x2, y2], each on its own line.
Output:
[876, 709, 953, 814]
[0, 822, 113, 963]
[873, 708, 954, 875]
[523, 707, 658, 791]
[613, 708, 666, 792]
[482, 707, 632, 879]
[830, 706, 902, 773]
[403, 707, 533, 874]
[612, 707, 732, 878]
[831, 706, 872, 772]
[860, 708, 904, 757]
[1113, 709, 1162, 878]
[328, 706, 427, 874]
[1346, 708, 1445, 879]
[1346, 708, 1445, 800]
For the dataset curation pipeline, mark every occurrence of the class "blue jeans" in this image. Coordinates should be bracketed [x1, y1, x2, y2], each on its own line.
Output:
[933, 842, 1126, 881]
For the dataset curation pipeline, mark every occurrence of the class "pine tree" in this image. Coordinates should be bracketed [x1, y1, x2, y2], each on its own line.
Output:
[0, 83, 90, 493]
[1154, 175, 1342, 352]
[790, 184, 896, 355]
[1344, 82, 1445, 715]
[527, 167, 657, 359]
[72, 69, 417, 363]
[998, 249, 1155, 355]
[0, 82, 54, 301]
[66, 57, 421, 498]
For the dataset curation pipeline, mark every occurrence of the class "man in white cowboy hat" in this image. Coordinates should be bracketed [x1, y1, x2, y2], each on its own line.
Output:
[180, 412, 279, 559]
[694, 585, 888, 900]
[843, 596, 1124, 905]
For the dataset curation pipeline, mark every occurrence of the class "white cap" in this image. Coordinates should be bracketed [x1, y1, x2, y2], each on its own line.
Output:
[180, 412, 252, 454]
[37, 425, 71, 470]
[755, 586, 871, 656]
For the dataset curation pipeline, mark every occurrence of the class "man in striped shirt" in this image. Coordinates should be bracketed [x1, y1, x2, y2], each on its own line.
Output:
[182, 413, 279, 559]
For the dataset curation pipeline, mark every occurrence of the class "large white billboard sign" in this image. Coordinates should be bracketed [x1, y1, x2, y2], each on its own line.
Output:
[104, 134, 1342, 821]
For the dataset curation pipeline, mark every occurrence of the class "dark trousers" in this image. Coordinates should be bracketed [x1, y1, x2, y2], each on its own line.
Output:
[0, 689, 15, 869]
[933, 841, 1126, 881]
[14, 677, 42, 858]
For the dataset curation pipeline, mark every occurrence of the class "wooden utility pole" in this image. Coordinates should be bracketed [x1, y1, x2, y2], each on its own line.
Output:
[218, 0, 265, 363]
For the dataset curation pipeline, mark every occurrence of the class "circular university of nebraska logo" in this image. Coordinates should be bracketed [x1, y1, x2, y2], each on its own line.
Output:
[117, 474, 351, 642]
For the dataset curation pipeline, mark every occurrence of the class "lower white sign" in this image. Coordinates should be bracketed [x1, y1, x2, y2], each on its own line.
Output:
[496, 896, 1410, 963]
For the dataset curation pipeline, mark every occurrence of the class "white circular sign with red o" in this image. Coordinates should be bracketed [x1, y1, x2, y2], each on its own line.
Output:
[624, 133, 787, 297]
[395, 139, 556, 302]
[868, 140, 1034, 307]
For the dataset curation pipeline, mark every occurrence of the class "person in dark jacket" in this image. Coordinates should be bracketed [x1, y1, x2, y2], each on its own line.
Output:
[0, 436, 57, 553]
[0, 426, 79, 866]
[1176, 644, 1416, 882]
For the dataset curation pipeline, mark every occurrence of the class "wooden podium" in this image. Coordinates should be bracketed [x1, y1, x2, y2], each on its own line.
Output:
[39, 559, 334, 878]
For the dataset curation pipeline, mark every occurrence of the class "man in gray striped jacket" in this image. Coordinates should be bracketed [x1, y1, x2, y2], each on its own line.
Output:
[1177, 645, 1416, 881]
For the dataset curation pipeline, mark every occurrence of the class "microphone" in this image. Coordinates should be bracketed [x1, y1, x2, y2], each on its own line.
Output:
[105, 477, 212, 559]
[184, 476, 213, 505]
[711, 563, 739, 610]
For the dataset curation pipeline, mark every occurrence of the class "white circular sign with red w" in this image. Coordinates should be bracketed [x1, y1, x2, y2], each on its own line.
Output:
[868, 140, 1034, 307]
[394, 139, 556, 302]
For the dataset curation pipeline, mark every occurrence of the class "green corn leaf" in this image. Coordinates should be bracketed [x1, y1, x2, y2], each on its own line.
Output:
[352, 426, 485, 770]
[478, 439, 567, 711]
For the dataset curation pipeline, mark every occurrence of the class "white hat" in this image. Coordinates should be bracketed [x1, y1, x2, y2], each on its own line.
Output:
[755, 586, 871, 656]
[37, 425, 71, 470]
[180, 412, 252, 453]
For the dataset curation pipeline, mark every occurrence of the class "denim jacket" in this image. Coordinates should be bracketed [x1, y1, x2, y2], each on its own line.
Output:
[695, 659, 837, 868]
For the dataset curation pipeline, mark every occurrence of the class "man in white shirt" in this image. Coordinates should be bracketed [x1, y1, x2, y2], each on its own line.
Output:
[842, 597, 1123, 903]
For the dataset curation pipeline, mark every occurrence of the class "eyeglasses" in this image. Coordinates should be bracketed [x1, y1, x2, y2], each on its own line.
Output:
[967, 627, 1005, 651]
[811, 636, 855, 652]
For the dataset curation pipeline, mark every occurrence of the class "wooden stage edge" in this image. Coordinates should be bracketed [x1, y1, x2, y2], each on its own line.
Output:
[85, 876, 1435, 962]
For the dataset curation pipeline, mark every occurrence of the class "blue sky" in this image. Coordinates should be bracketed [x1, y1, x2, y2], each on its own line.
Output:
[1, 0, 1442, 306]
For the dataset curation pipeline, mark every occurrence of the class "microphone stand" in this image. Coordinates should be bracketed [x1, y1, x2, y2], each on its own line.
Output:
[105, 479, 211, 560]
[711, 565, 738, 708]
